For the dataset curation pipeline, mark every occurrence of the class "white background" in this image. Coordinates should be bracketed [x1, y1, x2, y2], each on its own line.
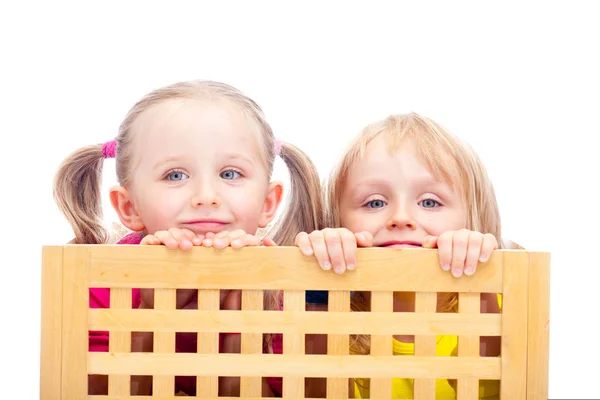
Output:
[1, 1, 598, 398]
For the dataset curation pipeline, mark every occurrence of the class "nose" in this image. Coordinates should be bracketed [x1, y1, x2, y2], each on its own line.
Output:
[191, 180, 221, 207]
[386, 203, 416, 230]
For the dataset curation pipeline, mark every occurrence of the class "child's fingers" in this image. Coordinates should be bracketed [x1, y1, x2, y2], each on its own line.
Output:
[215, 230, 247, 248]
[228, 229, 247, 240]
[295, 232, 314, 255]
[355, 231, 374, 248]
[479, 233, 498, 262]
[231, 234, 261, 248]
[422, 235, 438, 249]
[464, 234, 484, 276]
[215, 230, 232, 238]
[182, 228, 203, 246]
[211, 230, 232, 249]
[450, 229, 470, 278]
[340, 229, 358, 271]
[437, 232, 453, 272]
[168, 228, 193, 251]
[308, 231, 331, 270]
[140, 234, 160, 245]
[324, 229, 347, 274]
[155, 231, 179, 249]
[262, 237, 277, 246]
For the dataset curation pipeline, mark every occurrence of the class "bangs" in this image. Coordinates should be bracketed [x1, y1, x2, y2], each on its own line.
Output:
[350, 115, 467, 196]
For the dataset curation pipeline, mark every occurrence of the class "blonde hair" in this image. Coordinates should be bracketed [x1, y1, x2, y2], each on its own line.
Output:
[53, 80, 324, 315]
[54, 80, 323, 245]
[324, 113, 503, 355]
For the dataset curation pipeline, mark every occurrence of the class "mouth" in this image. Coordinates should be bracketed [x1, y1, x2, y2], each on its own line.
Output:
[181, 219, 229, 232]
[377, 241, 422, 249]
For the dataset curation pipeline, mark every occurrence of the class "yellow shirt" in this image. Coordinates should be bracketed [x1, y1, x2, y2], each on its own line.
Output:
[354, 336, 499, 399]
[354, 294, 503, 399]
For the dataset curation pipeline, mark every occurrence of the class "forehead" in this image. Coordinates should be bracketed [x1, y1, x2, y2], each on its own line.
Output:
[344, 134, 463, 193]
[346, 137, 431, 182]
[130, 98, 265, 163]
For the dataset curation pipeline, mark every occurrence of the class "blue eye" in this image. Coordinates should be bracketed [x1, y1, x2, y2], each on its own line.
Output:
[420, 199, 440, 208]
[366, 199, 386, 209]
[167, 171, 189, 181]
[220, 170, 241, 180]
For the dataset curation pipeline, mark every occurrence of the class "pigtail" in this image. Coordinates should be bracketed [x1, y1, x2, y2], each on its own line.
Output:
[270, 142, 324, 246]
[53, 144, 108, 244]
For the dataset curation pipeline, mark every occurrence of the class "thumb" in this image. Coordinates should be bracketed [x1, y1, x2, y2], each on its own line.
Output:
[422, 235, 438, 248]
[262, 237, 277, 246]
[355, 231, 373, 247]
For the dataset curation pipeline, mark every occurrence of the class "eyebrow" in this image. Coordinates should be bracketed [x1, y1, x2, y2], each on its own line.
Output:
[151, 153, 257, 172]
[221, 153, 256, 166]
[351, 174, 449, 191]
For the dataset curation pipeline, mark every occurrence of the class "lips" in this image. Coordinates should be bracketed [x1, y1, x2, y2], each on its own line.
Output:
[182, 219, 229, 232]
[377, 240, 422, 248]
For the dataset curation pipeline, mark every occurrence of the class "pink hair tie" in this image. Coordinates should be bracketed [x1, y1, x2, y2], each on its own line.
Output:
[102, 140, 117, 159]
[274, 139, 282, 156]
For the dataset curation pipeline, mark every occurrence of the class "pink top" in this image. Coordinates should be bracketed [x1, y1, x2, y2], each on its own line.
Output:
[89, 231, 284, 397]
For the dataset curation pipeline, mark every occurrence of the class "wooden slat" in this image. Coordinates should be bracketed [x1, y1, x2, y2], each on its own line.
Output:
[108, 288, 133, 396]
[500, 252, 529, 400]
[89, 308, 501, 336]
[283, 290, 305, 399]
[40, 246, 63, 400]
[326, 291, 350, 399]
[456, 292, 480, 400]
[369, 291, 393, 399]
[61, 246, 89, 398]
[527, 252, 550, 400]
[152, 289, 176, 396]
[89, 353, 501, 378]
[90, 246, 503, 292]
[197, 289, 220, 398]
[240, 290, 264, 397]
[414, 292, 437, 400]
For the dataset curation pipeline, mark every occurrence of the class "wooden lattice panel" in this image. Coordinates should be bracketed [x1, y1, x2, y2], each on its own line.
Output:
[40, 246, 550, 399]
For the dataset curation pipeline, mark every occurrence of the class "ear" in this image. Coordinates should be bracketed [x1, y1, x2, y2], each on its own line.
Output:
[109, 185, 145, 232]
[258, 181, 284, 228]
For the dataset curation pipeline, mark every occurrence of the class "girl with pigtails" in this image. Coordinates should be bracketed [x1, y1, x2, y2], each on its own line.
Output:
[53, 80, 324, 396]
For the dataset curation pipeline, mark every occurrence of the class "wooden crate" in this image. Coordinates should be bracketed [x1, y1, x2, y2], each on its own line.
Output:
[40, 246, 549, 399]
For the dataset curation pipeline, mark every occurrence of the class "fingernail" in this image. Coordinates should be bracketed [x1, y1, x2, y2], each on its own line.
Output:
[479, 255, 489, 262]
[442, 264, 450, 271]
[464, 266, 474, 276]
[322, 261, 331, 270]
[334, 265, 344, 274]
[303, 247, 313, 256]
[347, 263, 355, 271]
[231, 239, 241, 247]
[452, 268, 463, 278]
[214, 239, 224, 248]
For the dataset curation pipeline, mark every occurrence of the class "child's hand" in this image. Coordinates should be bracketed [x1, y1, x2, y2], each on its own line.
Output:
[202, 230, 275, 249]
[423, 229, 498, 278]
[141, 228, 203, 251]
[294, 228, 373, 274]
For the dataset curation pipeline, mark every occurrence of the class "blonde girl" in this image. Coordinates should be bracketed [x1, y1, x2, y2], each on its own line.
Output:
[296, 113, 503, 399]
[53, 80, 324, 396]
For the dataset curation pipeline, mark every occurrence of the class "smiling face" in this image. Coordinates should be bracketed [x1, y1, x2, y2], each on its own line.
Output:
[111, 97, 282, 236]
[339, 135, 468, 247]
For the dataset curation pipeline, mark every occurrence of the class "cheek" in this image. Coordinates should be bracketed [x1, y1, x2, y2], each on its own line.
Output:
[340, 209, 378, 234]
[425, 211, 467, 236]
